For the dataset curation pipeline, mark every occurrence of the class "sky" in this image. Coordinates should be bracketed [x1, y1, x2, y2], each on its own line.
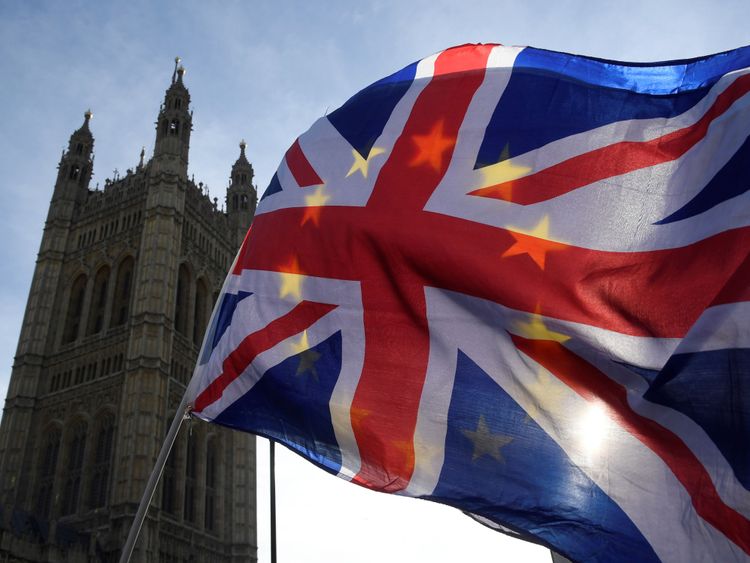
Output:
[1, 1, 749, 561]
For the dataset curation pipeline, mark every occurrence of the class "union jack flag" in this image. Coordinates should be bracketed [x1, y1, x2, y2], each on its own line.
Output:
[188, 44, 750, 562]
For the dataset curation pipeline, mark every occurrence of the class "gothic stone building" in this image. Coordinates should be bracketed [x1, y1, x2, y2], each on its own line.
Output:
[0, 62, 258, 562]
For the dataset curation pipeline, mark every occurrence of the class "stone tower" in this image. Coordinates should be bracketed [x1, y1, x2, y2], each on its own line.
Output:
[226, 140, 258, 247]
[0, 59, 258, 562]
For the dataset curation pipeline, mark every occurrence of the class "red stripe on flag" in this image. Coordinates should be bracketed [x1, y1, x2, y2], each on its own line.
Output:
[512, 334, 750, 555]
[470, 73, 750, 205]
[350, 44, 495, 492]
[285, 138, 323, 188]
[432, 44, 499, 77]
[711, 252, 750, 305]
[193, 300, 337, 412]
[242, 206, 750, 339]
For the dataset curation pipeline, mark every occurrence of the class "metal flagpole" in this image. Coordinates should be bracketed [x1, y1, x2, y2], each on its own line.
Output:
[118, 394, 191, 563]
[270, 440, 277, 563]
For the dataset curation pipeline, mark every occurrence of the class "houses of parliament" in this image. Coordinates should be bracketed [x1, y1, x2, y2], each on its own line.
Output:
[0, 60, 258, 562]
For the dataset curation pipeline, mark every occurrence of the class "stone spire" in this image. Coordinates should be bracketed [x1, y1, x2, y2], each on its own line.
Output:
[152, 57, 192, 176]
[53, 110, 95, 204]
[226, 139, 257, 246]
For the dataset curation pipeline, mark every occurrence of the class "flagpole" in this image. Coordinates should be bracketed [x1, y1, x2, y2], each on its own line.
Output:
[118, 395, 191, 563]
[270, 440, 277, 563]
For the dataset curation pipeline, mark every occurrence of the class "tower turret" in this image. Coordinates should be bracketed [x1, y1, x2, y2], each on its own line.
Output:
[53, 110, 94, 205]
[152, 57, 192, 176]
[226, 139, 257, 245]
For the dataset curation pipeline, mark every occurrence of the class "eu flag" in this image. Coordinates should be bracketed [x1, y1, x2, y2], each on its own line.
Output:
[189, 44, 750, 562]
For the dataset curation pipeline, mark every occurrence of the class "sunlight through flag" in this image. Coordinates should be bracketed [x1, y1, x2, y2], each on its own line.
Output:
[189, 43, 750, 563]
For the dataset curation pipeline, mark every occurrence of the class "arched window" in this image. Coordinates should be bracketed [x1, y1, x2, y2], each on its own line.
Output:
[69, 165, 80, 180]
[161, 419, 178, 515]
[174, 98, 182, 110]
[87, 266, 110, 335]
[35, 427, 61, 519]
[88, 414, 115, 509]
[193, 279, 208, 346]
[205, 437, 217, 532]
[76, 143, 83, 155]
[169, 119, 179, 136]
[183, 432, 197, 523]
[112, 257, 134, 327]
[174, 264, 190, 336]
[63, 274, 88, 344]
[61, 421, 87, 515]
[241, 194, 248, 210]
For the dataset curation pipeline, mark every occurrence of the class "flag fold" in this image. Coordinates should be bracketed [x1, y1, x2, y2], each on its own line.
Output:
[189, 43, 750, 563]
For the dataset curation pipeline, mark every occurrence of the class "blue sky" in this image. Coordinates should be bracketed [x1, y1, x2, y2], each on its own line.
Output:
[1, 1, 749, 561]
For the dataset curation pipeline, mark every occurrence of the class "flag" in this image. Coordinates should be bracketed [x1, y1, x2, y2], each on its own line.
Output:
[188, 44, 750, 562]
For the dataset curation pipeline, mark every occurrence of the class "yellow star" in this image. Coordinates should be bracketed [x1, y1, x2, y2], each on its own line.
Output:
[301, 185, 331, 227]
[502, 215, 563, 269]
[296, 349, 321, 381]
[413, 438, 444, 470]
[328, 402, 351, 437]
[346, 147, 386, 178]
[390, 439, 415, 466]
[520, 367, 569, 421]
[410, 120, 455, 171]
[471, 145, 532, 200]
[514, 309, 570, 343]
[349, 406, 372, 434]
[279, 257, 303, 300]
[290, 330, 321, 380]
[290, 330, 311, 355]
[461, 415, 513, 462]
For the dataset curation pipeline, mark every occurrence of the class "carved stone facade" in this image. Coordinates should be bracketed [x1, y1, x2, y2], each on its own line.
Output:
[0, 60, 258, 562]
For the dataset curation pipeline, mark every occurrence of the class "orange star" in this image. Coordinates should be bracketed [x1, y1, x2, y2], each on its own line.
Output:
[391, 439, 415, 456]
[521, 366, 568, 422]
[514, 305, 570, 343]
[410, 120, 455, 171]
[502, 216, 564, 270]
[300, 185, 330, 227]
[278, 256, 303, 300]
[469, 144, 532, 201]
[349, 406, 371, 432]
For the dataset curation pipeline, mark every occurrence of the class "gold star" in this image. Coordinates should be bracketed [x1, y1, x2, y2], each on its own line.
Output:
[390, 439, 415, 467]
[414, 438, 444, 470]
[410, 120, 455, 171]
[329, 403, 373, 442]
[520, 367, 568, 421]
[296, 348, 321, 381]
[292, 330, 320, 381]
[301, 185, 331, 227]
[290, 330, 311, 354]
[346, 147, 386, 178]
[328, 402, 351, 437]
[350, 406, 370, 427]
[470, 145, 532, 200]
[461, 415, 513, 462]
[290, 331, 321, 380]
[514, 309, 570, 343]
[502, 216, 563, 269]
[279, 257, 303, 300]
